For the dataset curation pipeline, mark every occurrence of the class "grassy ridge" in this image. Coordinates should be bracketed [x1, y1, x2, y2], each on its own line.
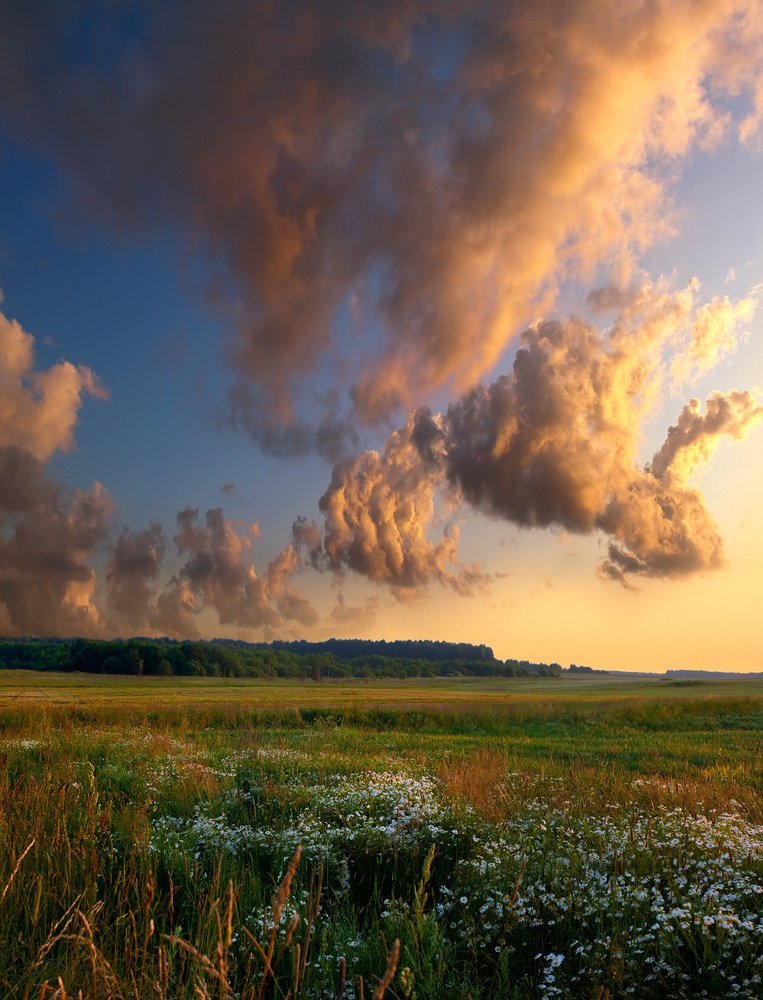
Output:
[1, 675, 761, 998]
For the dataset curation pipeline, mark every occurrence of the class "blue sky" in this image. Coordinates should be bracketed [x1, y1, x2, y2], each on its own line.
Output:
[1, 1, 763, 668]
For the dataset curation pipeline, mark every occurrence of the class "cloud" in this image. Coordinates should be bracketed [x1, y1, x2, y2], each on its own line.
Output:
[2, 2, 762, 425]
[317, 417, 490, 597]
[104, 524, 166, 632]
[0, 305, 105, 461]
[0, 446, 113, 635]
[169, 507, 274, 628]
[648, 391, 763, 483]
[434, 299, 762, 582]
[153, 575, 199, 640]
[0, 298, 315, 638]
[597, 478, 724, 584]
[329, 591, 380, 632]
[2, 5, 763, 630]
[0, 444, 53, 512]
[224, 385, 358, 462]
[292, 516, 324, 558]
[317, 285, 762, 587]
[0, 304, 111, 635]
[670, 294, 757, 384]
[433, 282, 727, 531]
[102, 507, 320, 637]
[143, 507, 318, 634]
[264, 543, 319, 627]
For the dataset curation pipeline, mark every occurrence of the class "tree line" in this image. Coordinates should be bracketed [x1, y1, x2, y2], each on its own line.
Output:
[255, 637, 495, 662]
[0, 637, 564, 679]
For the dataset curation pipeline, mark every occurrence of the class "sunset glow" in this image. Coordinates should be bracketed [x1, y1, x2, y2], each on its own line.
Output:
[1, 1, 763, 668]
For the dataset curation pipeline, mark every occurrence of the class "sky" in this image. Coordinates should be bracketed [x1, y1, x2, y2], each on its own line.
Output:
[1, 0, 763, 670]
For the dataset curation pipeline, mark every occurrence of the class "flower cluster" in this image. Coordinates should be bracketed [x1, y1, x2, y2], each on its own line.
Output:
[447, 799, 763, 997]
[145, 758, 762, 998]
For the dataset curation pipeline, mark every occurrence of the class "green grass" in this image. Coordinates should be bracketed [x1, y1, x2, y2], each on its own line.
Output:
[1, 673, 761, 998]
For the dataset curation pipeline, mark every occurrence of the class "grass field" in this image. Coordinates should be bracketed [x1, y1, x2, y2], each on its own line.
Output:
[0, 672, 761, 998]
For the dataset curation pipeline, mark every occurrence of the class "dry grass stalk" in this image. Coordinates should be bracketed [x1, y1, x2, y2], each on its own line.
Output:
[297, 864, 322, 990]
[336, 956, 346, 999]
[166, 935, 234, 998]
[241, 927, 269, 967]
[157, 944, 169, 995]
[371, 939, 400, 1000]
[257, 844, 303, 1000]
[224, 879, 235, 951]
[292, 941, 301, 998]
[31, 896, 84, 969]
[1, 838, 36, 904]
[74, 908, 124, 1000]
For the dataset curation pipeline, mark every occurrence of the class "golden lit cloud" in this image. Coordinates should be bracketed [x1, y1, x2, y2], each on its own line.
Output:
[0, 304, 112, 636]
[0, 305, 105, 461]
[317, 284, 762, 588]
[1, 3, 763, 651]
[2, 2, 762, 423]
[0, 304, 314, 638]
[317, 421, 486, 598]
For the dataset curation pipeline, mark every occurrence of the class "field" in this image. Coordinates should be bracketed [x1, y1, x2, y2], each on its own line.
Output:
[0, 672, 761, 999]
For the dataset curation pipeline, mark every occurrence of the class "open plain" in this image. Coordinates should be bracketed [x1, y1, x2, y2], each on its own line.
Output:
[1, 672, 761, 998]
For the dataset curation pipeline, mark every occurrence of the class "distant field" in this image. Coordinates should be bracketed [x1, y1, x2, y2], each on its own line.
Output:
[1, 673, 761, 997]
[2, 667, 761, 710]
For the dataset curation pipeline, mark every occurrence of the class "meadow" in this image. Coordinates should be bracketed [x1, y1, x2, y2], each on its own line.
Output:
[0, 672, 761, 998]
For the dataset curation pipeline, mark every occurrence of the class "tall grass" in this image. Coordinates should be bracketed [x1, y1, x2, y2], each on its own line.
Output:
[0, 745, 403, 997]
[0, 677, 761, 997]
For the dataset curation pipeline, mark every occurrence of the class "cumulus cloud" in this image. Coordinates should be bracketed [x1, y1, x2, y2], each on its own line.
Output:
[2, 1, 762, 426]
[317, 419, 489, 597]
[104, 524, 165, 632]
[102, 508, 320, 637]
[0, 305, 105, 460]
[153, 576, 199, 641]
[225, 386, 358, 462]
[136, 507, 318, 635]
[0, 305, 111, 635]
[648, 391, 763, 483]
[0, 299, 314, 638]
[0, 446, 113, 635]
[317, 286, 762, 587]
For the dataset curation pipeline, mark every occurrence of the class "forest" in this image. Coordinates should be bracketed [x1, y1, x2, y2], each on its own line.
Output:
[0, 636, 565, 679]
